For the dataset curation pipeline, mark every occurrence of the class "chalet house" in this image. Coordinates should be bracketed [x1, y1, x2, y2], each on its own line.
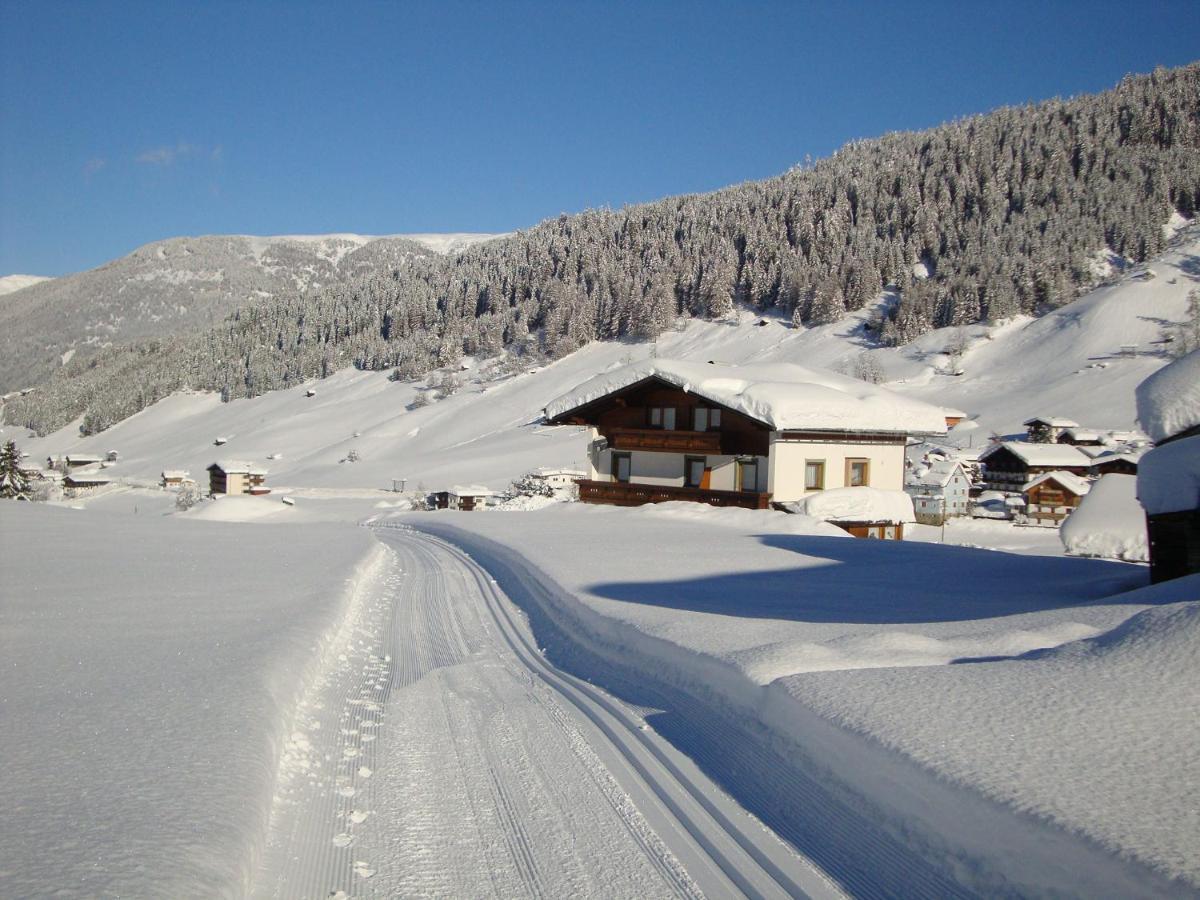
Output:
[1135, 351, 1200, 583]
[543, 359, 948, 510]
[207, 461, 268, 496]
[942, 407, 968, 428]
[1056, 427, 1105, 447]
[63, 470, 112, 497]
[433, 485, 498, 511]
[1089, 447, 1144, 477]
[1021, 471, 1090, 526]
[161, 470, 191, 489]
[529, 467, 588, 489]
[1023, 416, 1079, 443]
[906, 460, 972, 525]
[978, 442, 1093, 491]
[64, 453, 104, 469]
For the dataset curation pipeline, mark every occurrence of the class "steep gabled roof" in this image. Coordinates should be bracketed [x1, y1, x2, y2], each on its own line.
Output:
[981, 441, 1093, 468]
[1024, 470, 1092, 496]
[1023, 415, 1080, 428]
[544, 359, 948, 435]
[909, 460, 968, 487]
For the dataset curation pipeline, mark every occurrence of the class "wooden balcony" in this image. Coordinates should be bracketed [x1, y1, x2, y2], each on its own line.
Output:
[577, 479, 772, 510]
[606, 427, 722, 453]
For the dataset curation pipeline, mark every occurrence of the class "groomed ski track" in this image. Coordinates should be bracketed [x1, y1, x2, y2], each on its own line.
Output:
[253, 526, 841, 899]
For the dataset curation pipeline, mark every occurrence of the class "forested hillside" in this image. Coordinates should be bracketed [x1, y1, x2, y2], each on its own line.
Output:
[7, 63, 1199, 436]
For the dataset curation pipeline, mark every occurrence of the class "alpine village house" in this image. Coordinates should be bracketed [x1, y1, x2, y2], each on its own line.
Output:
[543, 359, 949, 513]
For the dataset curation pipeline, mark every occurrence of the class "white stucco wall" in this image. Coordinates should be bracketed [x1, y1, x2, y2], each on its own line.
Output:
[768, 436, 906, 503]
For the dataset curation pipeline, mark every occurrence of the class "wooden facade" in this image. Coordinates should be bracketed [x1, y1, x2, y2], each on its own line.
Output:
[832, 521, 905, 540]
[576, 479, 771, 509]
[1022, 476, 1087, 526]
[980, 444, 1091, 490]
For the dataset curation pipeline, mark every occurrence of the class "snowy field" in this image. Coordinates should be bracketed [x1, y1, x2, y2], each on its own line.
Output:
[0, 502, 377, 898]
[403, 503, 1199, 892]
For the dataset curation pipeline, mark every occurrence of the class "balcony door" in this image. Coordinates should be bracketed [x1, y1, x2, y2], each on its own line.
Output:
[612, 452, 631, 483]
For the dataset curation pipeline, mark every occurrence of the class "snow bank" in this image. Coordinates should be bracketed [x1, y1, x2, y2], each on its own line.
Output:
[401, 507, 1184, 892]
[1061, 474, 1148, 562]
[793, 486, 915, 523]
[1137, 433, 1200, 516]
[544, 358, 949, 434]
[1135, 348, 1200, 442]
[0, 503, 377, 897]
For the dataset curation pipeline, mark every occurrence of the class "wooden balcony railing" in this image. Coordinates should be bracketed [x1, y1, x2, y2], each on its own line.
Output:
[577, 479, 772, 510]
[606, 427, 722, 453]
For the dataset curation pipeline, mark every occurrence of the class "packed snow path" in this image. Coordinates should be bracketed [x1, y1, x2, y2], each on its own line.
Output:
[253, 529, 839, 899]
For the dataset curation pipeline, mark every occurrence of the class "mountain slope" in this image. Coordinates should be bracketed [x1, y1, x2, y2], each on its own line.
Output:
[0, 233, 501, 394]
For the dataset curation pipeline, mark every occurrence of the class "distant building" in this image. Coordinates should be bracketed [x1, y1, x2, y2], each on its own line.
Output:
[1022, 471, 1091, 526]
[1056, 427, 1104, 447]
[207, 461, 268, 496]
[906, 460, 972, 525]
[161, 470, 191, 489]
[63, 471, 112, 497]
[528, 467, 587, 489]
[433, 485, 499, 511]
[1022, 416, 1079, 443]
[1089, 447, 1144, 477]
[64, 454, 104, 469]
[978, 441, 1093, 491]
[942, 407, 969, 428]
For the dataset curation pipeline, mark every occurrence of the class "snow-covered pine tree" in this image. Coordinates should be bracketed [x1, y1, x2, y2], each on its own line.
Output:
[0, 440, 30, 500]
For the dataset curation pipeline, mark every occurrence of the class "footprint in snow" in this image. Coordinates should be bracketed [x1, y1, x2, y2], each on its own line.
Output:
[349, 809, 371, 824]
[342, 747, 360, 759]
[337, 786, 357, 798]
[357, 766, 373, 778]
[353, 861, 375, 879]
[332, 833, 354, 848]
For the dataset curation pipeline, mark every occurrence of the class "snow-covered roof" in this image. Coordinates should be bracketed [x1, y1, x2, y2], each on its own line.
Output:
[981, 442, 1093, 468]
[1135, 349, 1200, 443]
[64, 472, 112, 484]
[793, 487, 916, 524]
[1061, 474, 1148, 562]
[1089, 448, 1146, 468]
[1061, 428, 1102, 442]
[545, 359, 948, 435]
[1022, 416, 1079, 428]
[908, 460, 968, 488]
[533, 467, 587, 477]
[1137, 434, 1200, 516]
[65, 454, 104, 463]
[942, 406, 968, 419]
[161, 470, 190, 479]
[1024, 470, 1092, 497]
[209, 460, 267, 476]
[450, 484, 497, 497]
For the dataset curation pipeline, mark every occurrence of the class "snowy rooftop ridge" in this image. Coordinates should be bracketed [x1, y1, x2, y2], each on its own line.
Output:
[909, 460, 968, 487]
[1025, 470, 1092, 496]
[981, 441, 1094, 467]
[544, 359, 949, 434]
[1135, 349, 1200, 443]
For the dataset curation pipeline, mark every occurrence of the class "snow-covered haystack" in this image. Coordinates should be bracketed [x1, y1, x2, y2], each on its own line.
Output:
[1135, 348, 1200, 443]
[1061, 474, 1148, 562]
[794, 486, 915, 523]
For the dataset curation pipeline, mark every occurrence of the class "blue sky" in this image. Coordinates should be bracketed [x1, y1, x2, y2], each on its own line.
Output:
[2, 1, 1197, 276]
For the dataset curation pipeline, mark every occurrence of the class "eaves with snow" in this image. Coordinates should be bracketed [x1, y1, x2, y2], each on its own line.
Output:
[544, 359, 949, 435]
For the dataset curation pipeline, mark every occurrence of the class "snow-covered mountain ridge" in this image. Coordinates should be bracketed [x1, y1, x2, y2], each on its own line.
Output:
[0, 232, 503, 394]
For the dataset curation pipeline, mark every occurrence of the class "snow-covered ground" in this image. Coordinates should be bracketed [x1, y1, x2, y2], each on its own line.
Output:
[0, 502, 377, 897]
[401, 503, 1198, 892]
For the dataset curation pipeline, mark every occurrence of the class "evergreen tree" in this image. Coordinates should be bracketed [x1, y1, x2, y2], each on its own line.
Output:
[0, 441, 30, 500]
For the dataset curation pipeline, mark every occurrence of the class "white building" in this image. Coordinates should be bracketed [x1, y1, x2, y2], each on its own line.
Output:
[529, 467, 587, 489]
[543, 359, 948, 509]
[906, 460, 972, 524]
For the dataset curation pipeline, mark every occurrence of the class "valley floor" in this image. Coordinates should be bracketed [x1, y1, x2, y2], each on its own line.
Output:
[2, 497, 1197, 897]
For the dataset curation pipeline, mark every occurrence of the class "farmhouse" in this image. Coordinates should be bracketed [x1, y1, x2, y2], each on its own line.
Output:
[1089, 447, 1144, 477]
[161, 470, 191, 488]
[906, 460, 972, 525]
[1056, 427, 1105, 447]
[529, 467, 588, 489]
[64, 453, 104, 469]
[207, 461, 268, 496]
[978, 441, 1093, 491]
[1023, 416, 1079, 443]
[1021, 471, 1091, 526]
[1135, 351, 1200, 582]
[63, 471, 112, 497]
[543, 359, 947, 510]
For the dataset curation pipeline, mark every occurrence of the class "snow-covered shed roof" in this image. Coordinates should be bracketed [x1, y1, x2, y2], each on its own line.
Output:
[1024, 470, 1092, 497]
[1022, 416, 1079, 428]
[209, 460, 267, 476]
[1135, 349, 1200, 443]
[65, 454, 104, 464]
[450, 484, 497, 497]
[981, 442, 1093, 468]
[908, 460, 968, 488]
[793, 486, 916, 524]
[544, 359, 948, 435]
[161, 470, 190, 480]
[1137, 434, 1200, 516]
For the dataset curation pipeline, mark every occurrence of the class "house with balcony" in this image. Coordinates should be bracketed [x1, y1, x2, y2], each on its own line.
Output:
[207, 461, 268, 496]
[542, 359, 948, 510]
[978, 441, 1093, 491]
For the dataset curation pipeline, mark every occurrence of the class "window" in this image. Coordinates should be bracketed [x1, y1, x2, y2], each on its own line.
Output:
[612, 452, 631, 483]
[649, 407, 676, 430]
[805, 459, 825, 491]
[737, 459, 758, 492]
[685, 456, 706, 488]
[846, 458, 870, 487]
[693, 408, 721, 431]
